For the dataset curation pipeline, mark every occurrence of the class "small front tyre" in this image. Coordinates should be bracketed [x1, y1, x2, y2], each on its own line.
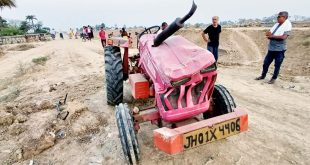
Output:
[116, 103, 140, 165]
[204, 84, 236, 119]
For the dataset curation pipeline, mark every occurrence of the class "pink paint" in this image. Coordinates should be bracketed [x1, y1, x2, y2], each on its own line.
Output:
[138, 34, 217, 122]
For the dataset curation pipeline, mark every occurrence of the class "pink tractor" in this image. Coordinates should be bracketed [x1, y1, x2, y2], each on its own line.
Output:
[104, 2, 248, 165]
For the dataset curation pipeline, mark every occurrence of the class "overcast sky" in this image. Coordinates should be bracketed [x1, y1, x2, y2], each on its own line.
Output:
[1, 0, 309, 30]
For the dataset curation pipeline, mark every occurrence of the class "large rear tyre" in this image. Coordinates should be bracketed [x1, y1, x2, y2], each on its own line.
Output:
[104, 46, 123, 105]
[203, 84, 236, 119]
[116, 104, 140, 165]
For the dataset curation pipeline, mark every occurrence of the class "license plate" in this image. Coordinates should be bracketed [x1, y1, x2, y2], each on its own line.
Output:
[183, 118, 240, 150]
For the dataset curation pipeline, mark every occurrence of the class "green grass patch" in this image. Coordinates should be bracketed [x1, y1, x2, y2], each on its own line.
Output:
[0, 86, 21, 103]
[302, 39, 310, 47]
[32, 56, 49, 65]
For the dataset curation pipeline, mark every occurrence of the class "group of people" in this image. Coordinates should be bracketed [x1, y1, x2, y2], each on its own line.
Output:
[49, 28, 80, 40]
[68, 28, 79, 39]
[201, 11, 292, 84]
[97, 24, 169, 49]
[98, 27, 134, 48]
[82, 25, 94, 41]
[156, 13, 291, 85]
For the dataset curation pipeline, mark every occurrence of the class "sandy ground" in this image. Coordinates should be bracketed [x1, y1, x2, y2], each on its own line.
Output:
[0, 28, 310, 165]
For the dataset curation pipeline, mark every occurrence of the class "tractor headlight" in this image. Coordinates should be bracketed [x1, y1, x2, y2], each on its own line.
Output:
[171, 78, 191, 87]
[200, 63, 217, 74]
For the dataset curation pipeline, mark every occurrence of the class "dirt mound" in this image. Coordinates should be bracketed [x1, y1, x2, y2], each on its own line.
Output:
[22, 132, 56, 159]
[0, 100, 108, 163]
[65, 101, 108, 137]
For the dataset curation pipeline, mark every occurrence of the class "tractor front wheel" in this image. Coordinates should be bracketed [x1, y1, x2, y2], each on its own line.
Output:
[203, 84, 236, 119]
[116, 103, 140, 165]
[104, 46, 123, 105]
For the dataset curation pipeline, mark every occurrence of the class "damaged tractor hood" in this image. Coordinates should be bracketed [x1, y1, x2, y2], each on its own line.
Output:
[139, 34, 215, 91]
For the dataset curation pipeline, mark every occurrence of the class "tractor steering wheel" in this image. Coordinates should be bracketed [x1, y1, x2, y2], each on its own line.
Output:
[138, 26, 161, 39]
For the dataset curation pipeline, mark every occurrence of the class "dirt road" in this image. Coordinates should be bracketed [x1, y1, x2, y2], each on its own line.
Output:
[0, 30, 309, 165]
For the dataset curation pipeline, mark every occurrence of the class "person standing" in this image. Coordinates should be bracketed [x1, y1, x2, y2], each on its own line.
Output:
[121, 27, 128, 38]
[90, 27, 94, 39]
[119, 30, 123, 37]
[157, 22, 168, 34]
[59, 32, 64, 39]
[99, 27, 106, 48]
[202, 16, 221, 62]
[87, 25, 92, 41]
[82, 26, 87, 41]
[50, 29, 56, 40]
[75, 28, 79, 39]
[69, 28, 74, 39]
[255, 11, 292, 84]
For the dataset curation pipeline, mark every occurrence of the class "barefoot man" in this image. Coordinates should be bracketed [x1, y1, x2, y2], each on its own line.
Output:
[255, 11, 292, 84]
[202, 16, 221, 62]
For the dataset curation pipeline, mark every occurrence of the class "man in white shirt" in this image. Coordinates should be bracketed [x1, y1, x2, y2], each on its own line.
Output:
[50, 29, 56, 40]
[255, 11, 292, 84]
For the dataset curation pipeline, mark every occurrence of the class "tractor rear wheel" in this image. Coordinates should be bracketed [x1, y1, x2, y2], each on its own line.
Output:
[203, 84, 236, 119]
[104, 46, 123, 105]
[116, 104, 140, 165]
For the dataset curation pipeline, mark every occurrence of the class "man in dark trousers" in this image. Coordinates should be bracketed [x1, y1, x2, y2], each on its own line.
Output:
[202, 16, 221, 62]
[255, 11, 292, 84]
[99, 27, 106, 48]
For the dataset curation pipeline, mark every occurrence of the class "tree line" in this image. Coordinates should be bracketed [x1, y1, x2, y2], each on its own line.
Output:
[0, 15, 50, 36]
[0, 0, 50, 36]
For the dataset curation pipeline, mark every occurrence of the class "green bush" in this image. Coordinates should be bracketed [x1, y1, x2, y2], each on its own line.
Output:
[0, 27, 24, 36]
[32, 56, 49, 65]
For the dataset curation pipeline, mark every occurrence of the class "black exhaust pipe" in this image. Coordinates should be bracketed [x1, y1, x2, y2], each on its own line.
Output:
[153, 1, 197, 47]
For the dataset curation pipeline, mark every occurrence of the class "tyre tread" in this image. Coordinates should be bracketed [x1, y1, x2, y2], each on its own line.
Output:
[115, 104, 140, 165]
[104, 46, 123, 105]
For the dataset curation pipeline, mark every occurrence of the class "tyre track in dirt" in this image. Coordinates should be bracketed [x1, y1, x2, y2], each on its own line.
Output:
[232, 29, 264, 64]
